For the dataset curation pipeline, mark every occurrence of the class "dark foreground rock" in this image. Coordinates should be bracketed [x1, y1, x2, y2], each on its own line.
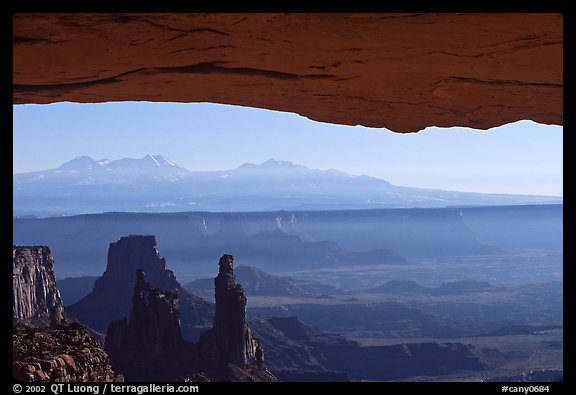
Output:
[105, 270, 190, 381]
[105, 255, 276, 382]
[13, 323, 118, 382]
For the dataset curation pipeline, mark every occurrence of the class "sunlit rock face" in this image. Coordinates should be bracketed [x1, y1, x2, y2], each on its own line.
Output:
[13, 246, 65, 327]
[13, 13, 562, 132]
[13, 246, 117, 382]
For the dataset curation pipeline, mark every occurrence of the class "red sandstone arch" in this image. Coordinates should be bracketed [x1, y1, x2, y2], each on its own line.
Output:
[13, 13, 562, 132]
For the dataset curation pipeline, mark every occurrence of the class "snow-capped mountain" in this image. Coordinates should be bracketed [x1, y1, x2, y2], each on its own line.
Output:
[15, 154, 191, 186]
[57, 155, 107, 171]
[13, 156, 562, 216]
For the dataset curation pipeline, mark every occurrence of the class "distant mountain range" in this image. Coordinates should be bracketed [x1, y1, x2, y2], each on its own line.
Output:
[13, 155, 562, 215]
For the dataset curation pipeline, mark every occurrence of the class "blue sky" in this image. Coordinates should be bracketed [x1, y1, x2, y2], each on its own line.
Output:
[13, 102, 563, 196]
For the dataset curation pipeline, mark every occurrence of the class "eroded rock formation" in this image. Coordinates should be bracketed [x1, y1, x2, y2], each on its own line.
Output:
[13, 13, 562, 132]
[197, 255, 265, 370]
[13, 246, 117, 382]
[105, 256, 276, 382]
[13, 246, 65, 327]
[105, 270, 188, 381]
[13, 323, 117, 382]
[67, 235, 213, 341]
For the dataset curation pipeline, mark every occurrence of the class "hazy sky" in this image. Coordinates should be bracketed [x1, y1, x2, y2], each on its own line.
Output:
[13, 102, 563, 196]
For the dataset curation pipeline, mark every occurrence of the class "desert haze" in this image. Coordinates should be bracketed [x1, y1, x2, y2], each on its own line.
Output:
[14, 202, 562, 381]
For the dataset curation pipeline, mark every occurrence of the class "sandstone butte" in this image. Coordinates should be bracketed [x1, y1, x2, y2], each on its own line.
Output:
[13, 13, 562, 133]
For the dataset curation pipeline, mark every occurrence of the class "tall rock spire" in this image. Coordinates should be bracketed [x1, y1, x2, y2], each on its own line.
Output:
[105, 253, 275, 381]
[207, 254, 263, 368]
[106, 270, 186, 381]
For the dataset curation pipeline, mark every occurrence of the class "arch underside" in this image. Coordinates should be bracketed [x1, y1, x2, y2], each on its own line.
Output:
[13, 13, 562, 132]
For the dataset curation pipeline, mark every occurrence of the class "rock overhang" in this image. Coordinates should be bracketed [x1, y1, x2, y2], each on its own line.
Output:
[13, 13, 562, 132]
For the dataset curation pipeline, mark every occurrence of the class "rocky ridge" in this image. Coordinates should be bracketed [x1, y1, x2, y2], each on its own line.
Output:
[251, 316, 486, 381]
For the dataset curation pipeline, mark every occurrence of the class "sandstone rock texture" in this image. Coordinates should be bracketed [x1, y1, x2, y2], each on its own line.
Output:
[67, 235, 214, 341]
[13, 323, 117, 382]
[13, 246, 117, 382]
[13, 13, 562, 132]
[13, 246, 65, 327]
